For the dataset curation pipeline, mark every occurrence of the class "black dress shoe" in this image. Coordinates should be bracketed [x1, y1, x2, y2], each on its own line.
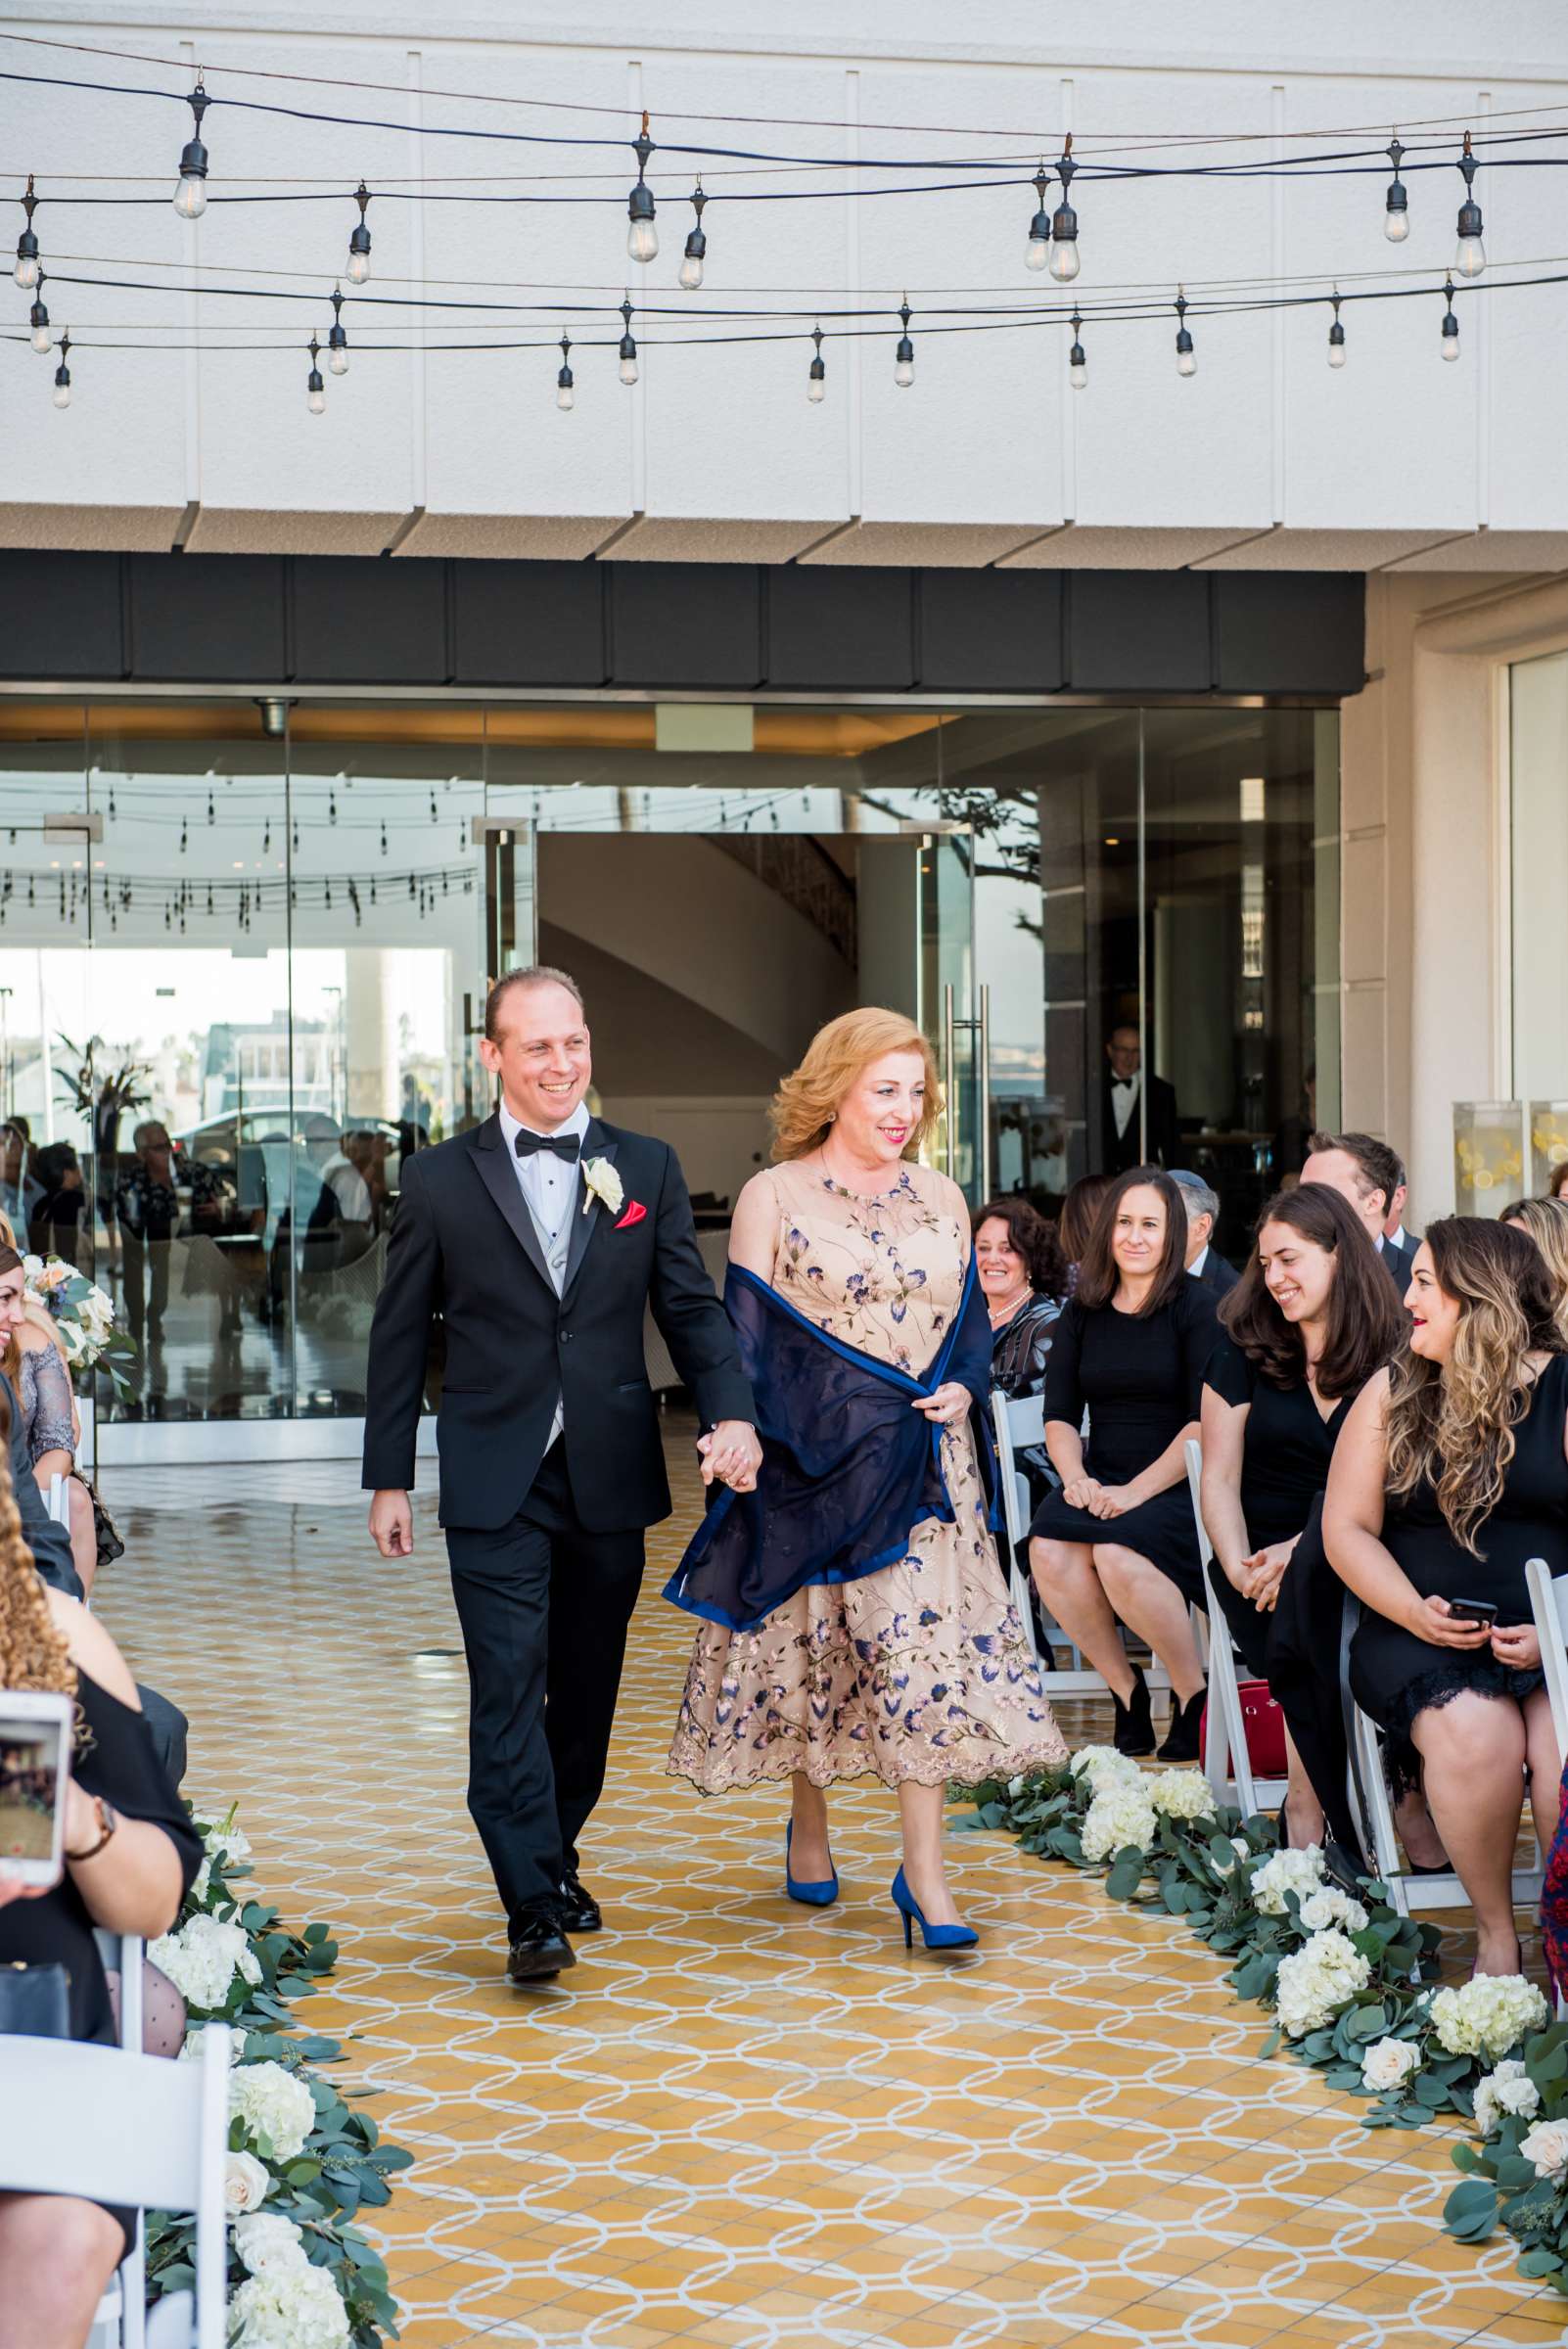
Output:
[1159, 1685, 1208, 1764]
[558, 1868, 602, 1934]
[506, 1912, 576, 1982]
[1112, 1663, 1155, 1757]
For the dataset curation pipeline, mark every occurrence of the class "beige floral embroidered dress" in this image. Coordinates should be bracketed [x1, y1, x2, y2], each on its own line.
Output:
[668, 1158, 1067, 1792]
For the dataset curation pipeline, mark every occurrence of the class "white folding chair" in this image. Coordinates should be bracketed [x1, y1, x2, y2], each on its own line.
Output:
[1184, 1440, 1288, 1819]
[0, 2024, 230, 2349]
[92, 1928, 149, 2349]
[992, 1389, 1110, 1694]
[1529, 1556, 1568, 1772]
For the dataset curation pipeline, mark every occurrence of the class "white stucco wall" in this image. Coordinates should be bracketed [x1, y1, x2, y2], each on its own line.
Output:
[5, 1, 1568, 569]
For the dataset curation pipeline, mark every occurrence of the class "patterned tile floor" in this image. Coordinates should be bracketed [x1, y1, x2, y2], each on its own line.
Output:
[94, 1425, 1565, 2349]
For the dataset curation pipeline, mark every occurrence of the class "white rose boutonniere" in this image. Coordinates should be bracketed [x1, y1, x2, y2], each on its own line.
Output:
[581, 1156, 624, 1219]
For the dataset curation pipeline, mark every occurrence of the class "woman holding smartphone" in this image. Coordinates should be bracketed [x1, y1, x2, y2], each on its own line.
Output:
[1324, 1217, 1568, 1977]
[0, 1405, 201, 2349]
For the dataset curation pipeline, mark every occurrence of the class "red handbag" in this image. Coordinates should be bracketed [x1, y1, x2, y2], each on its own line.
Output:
[1199, 1680, 1288, 1777]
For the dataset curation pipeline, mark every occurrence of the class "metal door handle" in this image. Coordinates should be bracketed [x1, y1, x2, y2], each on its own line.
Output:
[978, 984, 992, 1202]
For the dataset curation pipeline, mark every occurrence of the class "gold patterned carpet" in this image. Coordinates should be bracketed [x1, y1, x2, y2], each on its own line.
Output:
[95, 1425, 1566, 2349]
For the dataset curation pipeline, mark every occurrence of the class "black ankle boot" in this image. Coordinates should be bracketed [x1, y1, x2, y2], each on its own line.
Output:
[1159, 1685, 1208, 1763]
[1112, 1663, 1155, 1756]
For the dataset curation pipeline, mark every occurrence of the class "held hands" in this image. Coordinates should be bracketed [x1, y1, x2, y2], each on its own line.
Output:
[913, 1382, 971, 1428]
[698, 1420, 762, 1493]
[369, 1489, 414, 1558]
[1060, 1476, 1130, 1519]
[1407, 1594, 1497, 1650]
[1240, 1537, 1299, 1612]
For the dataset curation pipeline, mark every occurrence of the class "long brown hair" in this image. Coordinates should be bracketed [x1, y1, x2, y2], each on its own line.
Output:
[1385, 1216, 1565, 1554]
[972, 1196, 1068, 1301]
[1500, 1196, 1568, 1344]
[0, 1246, 22, 1388]
[1074, 1167, 1189, 1315]
[1058, 1173, 1112, 1266]
[0, 1426, 74, 1695]
[1221, 1183, 1402, 1401]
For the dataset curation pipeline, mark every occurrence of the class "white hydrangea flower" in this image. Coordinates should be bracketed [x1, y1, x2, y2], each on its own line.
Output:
[233, 2213, 308, 2277]
[1069, 1744, 1145, 1792]
[1250, 1843, 1327, 1915]
[1429, 1975, 1548, 2062]
[224, 2150, 272, 2215]
[1360, 2036, 1421, 2093]
[1230, 1836, 1252, 1858]
[1081, 1784, 1158, 1864]
[206, 1815, 253, 1869]
[1520, 2118, 1568, 2181]
[1474, 2058, 1544, 2138]
[1147, 1769, 1218, 1822]
[1274, 1928, 1372, 2038]
[148, 1912, 261, 2011]
[1006, 1774, 1027, 1799]
[179, 2024, 246, 2065]
[227, 2260, 349, 2349]
[1298, 1886, 1369, 1935]
[231, 2060, 317, 2164]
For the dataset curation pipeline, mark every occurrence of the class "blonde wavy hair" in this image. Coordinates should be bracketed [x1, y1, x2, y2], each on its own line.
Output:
[1501, 1196, 1568, 1343]
[0, 1401, 74, 1697]
[769, 1009, 943, 1164]
[1385, 1216, 1566, 1555]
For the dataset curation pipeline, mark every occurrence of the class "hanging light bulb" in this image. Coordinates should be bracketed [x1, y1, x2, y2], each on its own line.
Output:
[173, 77, 210, 219]
[618, 298, 638, 386]
[14, 175, 38, 290]
[1068, 306, 1086, 390]
[1441, 273, 1460, 359]
[1049, 137, 1081, 282]
[1454, 129, 1485, 278]
[51, 327, 69, 408]
[807, 322, 826, 402]
[346, 182, 372, 284]
[28, 271, 50, 354]
[306, 334, 326, 413]
[1383, 135, 1409, 243]
[626, 117, 658, 265]
[556, 331, 575, 410]
[326, 285, 348, 375]
[678, 180, 707, 289]
[1175, 290, 1196, 377]
[1025, 162, 1051, 272]
[894, 298, 915, 388]
[1327, 292, 1347, 368]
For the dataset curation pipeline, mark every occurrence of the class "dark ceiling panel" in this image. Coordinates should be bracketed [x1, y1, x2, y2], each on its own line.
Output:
[919, 568, 1065, 691]
[1067, 571, 1211, 692]
[611, 564, 761, 687]
[290, 558, 450, 684]
[453, 561, 606, 685]
[1214, 572, 1365, 695]
[0, 551, 122, 680]
[130, 554, 285, 681]
[765, 567, 916, 690]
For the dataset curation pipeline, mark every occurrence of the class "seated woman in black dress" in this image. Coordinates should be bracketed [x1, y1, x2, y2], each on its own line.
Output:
[0, 1415, 202, 2344]
[1029, 1167, 1220, 1759]
[1325, 1217, 1568, 1977]
[1201, 1183, 1401, 1845]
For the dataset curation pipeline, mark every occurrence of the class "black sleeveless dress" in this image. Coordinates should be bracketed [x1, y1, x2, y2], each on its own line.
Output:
[1350, 1353, 1568, 1739]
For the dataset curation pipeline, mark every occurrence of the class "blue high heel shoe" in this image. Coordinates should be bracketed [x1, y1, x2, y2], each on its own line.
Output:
[785, 1820, 840, 1908]
[891, 1865, 978, 1953]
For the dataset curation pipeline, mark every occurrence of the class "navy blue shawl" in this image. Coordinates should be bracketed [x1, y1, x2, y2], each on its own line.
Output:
[662, 1256, 996, 1634]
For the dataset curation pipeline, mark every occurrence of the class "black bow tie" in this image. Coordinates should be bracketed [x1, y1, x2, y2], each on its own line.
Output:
[514, 1128, 580, 1164]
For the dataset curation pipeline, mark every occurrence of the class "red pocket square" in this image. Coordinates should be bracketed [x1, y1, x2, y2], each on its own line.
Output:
[615, 1200, 647, 1229]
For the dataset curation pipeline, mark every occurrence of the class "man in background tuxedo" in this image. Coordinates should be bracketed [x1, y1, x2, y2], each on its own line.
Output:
[1301, 1130, 1419, 1295]
[1100, 1024, 1179, 1174]
[1170, 1169, 1237, 1298]
[364, 967, 759, 1984]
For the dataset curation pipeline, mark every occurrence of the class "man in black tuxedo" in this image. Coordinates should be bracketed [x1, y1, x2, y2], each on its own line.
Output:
[1100, 1025, 1179, 1174]
[1169, 1170, 1238, 1298]
[364, 967, 759, 1983]
[1301, 1130, 1418, 1297]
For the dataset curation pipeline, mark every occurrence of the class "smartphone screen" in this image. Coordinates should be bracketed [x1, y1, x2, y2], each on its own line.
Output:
[0, 1702, 69, 1887]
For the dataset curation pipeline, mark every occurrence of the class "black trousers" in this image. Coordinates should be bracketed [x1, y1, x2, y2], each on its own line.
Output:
[445, 1442, 645, 1933]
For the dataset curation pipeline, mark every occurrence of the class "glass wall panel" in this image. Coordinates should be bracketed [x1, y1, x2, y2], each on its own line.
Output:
[1511, 650, 1568, 1100]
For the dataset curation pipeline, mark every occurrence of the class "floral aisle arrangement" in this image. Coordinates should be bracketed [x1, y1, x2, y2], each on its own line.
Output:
[145, 1805, 410, 2347]
[1445, 2020, 1568, 2304]
[23, 1251, 138, 1397]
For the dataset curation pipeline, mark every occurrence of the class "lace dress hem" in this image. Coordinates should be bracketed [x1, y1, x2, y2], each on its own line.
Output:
[1383, 1660, 1546, 1741]
[666, 1726, 1068, 1797]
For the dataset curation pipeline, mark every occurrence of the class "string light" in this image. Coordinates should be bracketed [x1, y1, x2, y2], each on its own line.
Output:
[894, 297, 914, 387]
[1068, 306, 1086, 389]
[556, 331, 574, 409]
[1175, 289, 1196, 376]
[172, 75, 210, 219]
[14, 175, 38, 289]
[807, 321, 825, 402]
[1383, 135, 1409, 243]
[346, 182, 372, 284]
[1440, 271, 1460, 359]
[618, 296, 638, 385]
[306, 332, 326, 412]
[1049, 137, 1081, 283]
[51, 326, 69, 405]
[1454, 130, 1485, 278]
[678, 179, 708, 290]
[626, 117, 657, 265]
[1025, 163, 1051, 272]
[1327, 291, 1346, 366]
[28, 268, 49, 353]
[326, 284, 348, 375]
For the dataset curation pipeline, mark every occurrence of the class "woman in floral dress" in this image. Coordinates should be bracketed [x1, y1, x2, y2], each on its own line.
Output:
[667, 1008, 1065, 1950]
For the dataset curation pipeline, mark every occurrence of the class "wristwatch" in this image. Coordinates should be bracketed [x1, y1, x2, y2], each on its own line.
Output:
[66, 1795, 119, 1864]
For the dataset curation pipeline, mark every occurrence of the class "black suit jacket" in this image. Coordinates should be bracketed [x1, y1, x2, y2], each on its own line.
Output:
[1193, 1249, 1239, 1300]
[1101, 1069, 1180, 1174]
[1379, 1232, 1419, 1299]
[362, 1113, 754, 1534]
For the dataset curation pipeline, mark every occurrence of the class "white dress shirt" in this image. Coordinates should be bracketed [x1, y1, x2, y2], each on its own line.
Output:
[1110, 1073, 1140, 1139]
[498, 1096, 590, 1451]
[1187, 1243, 1210, 1280]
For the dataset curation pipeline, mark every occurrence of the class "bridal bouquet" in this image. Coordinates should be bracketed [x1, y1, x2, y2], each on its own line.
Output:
[23, 1253, 138, 1396]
